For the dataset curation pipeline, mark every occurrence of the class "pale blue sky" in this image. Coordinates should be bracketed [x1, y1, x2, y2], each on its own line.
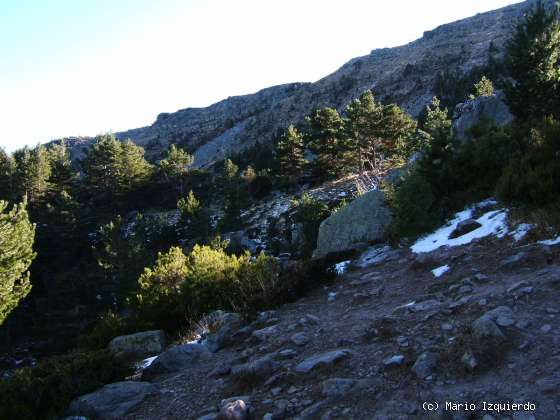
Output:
[1, 0, 521, 152]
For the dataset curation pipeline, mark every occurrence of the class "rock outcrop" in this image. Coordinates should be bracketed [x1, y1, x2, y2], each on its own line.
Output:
[108, 330, 166, 361]
[452, 91, 514, 139]
[313, 190, 392, 258]
[67, 382, 156, 419]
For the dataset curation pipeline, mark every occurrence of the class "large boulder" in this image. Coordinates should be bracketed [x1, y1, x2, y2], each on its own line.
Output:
[108, 330, 166, 361]
[67, 381, 156, 419]
[313, 190, 392, 258]
[202, 311, 246, 352]
[452, 91, 513, 140]
[142, 343, 210, 380]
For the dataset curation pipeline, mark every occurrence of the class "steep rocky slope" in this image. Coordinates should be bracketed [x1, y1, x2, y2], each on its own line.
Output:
[68, 213, 560, 419]
[58, 0, 553, 168]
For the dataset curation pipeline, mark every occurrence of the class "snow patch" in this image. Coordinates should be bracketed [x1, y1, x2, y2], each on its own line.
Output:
[432, 265, 450, 278]
[411, 202, 508, 254]
[335, 260, 351, 275]
[510, 223, 533, 242]
[539, 235, 560, 246]
[138, 355, 158, 370]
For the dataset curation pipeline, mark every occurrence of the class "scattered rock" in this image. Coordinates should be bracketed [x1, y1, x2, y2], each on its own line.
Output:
[231, 355, 280, 381]
[277, 348, 298, 359]
[220, 398, 250, 420]
[290, 332, 310, 346]
[411, 352, 438, 379]
[383, 355, 405, 367]
[483, 306, 516, 327]
[295, 349, 352, 373]
[461, 351, 478, 371]
[472, 315, 505, 340]
[540, 324, 553, 333]
[108, 330, 166, 361]
[354, 245, 401, 269]
[321, 378, 377, 398]
[204, 311, 245, 352]
[143, 343, 210, 380]
[68, 382, 156, 419]
[252, 325, 280, 342]
[449, 219, 482, 239]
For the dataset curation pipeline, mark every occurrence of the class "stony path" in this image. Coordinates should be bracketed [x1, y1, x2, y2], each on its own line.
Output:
[98, 237, 560, 419]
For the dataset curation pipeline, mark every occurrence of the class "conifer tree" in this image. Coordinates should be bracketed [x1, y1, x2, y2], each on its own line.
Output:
[0, 148, 14, 201]
[305, 108, 349, 179]
[472, 76, 494, 98]
[219, 159, 248, 231]
[12, 145, 51, 203]
[82, 134, 152, 197]
[0, 200, 36, 325]
[159, 144, 194, 196]
[178, 190, 211, 244]
[505, 1, 560, 121]
[48, 141, 77, 192]
[275, 125, 306, 183]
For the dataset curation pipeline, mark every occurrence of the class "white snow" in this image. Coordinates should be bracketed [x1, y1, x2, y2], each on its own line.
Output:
[510, 223, 533, 242]
[138, 355, 158, 370]
[539, 235, 560, 246]
[411, 202, 509, 254]
[335, 260, 351, 275]
[432, 265, 450, 278]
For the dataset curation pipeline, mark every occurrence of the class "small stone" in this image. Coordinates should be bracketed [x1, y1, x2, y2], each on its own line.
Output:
[287, 386, 299, 394]
[328, 292, 337, 302]
[540, 324, 553, 333]
[321, 378, 377, 398]
[271, 387, 282, 396]
[295, 349, 352, 373]
[516, 319, 530, 329]
[474, 273, 490, 283]
[290, 332, 310, 347]
[383, 355, 405, 366]
[478, 298, 488, 306]
[461, 351, 478, 370]
[252, 325, 279, 342]
[546, 308, 560, 314]
[411, 352, 438, 379]
[277, 348, 298, 359]
[220, 399, 249, 420]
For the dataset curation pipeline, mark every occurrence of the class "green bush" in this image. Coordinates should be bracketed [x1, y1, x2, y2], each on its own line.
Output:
[0, 350, 131, 420]
[387, 170, 440, 239]
[497, 118, 560, 206]
[136, 242, 279, 330]
[291, 193, 330, 257]
[77, 310, 145, 350]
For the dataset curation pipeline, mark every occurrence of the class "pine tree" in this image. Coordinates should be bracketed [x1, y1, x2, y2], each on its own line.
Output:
[178, 190, 211, 244]
[346, 91, 417, 172]
[345, 91, 382, 172]
[0, 200, 36, 325]
[275, 125, 306, 183]
[159, 144, 194, 197]
[0, 148, 14, 201]
[305, 108, 349, 179]
[12, 145, 51, 203]
[118, 140, 152, 193]
[472, 76, 494, 98]
[219, 159, 248, 231]
[82, 134, 152, 197]
[48, 141, 77, 191]
[423, 97, 452, 142]
[505, 1, 560, 121]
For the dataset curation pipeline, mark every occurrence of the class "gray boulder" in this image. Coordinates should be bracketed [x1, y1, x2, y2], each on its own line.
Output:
[295, 349, 352, 373]
[411, 351, 438, 379]
[230, 355, 280, 381]
[108, 330, 166, 361]
[142, 343, 210, 380]
[449, 219, 482, 239]
[354, 245, 401, 269]
[452, 91, 513, 140]
[223, 231, 260, 254]
[203, 311, 245, 352]
[68, 381, 156, 419]
[313, 190, 392, 258]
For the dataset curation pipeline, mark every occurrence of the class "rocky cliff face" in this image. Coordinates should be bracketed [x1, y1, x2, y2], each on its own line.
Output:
[56, 0, 552, 168]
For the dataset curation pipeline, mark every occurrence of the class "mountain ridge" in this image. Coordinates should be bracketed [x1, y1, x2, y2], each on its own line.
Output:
[56, 0, 548, 168]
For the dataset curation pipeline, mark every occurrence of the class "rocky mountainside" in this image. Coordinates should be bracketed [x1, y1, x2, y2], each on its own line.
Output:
[67, 206, 560, 419]
[58, 0, 552, 168]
